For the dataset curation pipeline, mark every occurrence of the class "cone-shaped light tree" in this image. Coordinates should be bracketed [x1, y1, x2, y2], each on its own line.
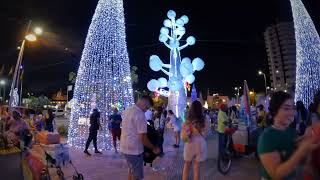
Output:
[290, 0, 320, 106]
[68, 0, 134, 150]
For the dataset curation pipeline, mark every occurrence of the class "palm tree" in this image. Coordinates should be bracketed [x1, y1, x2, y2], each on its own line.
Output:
[68, 72, 77, 84]
[130, 66, 138, 85]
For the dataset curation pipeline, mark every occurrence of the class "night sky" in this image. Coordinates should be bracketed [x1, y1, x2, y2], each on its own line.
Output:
[1, 0, 320, 98]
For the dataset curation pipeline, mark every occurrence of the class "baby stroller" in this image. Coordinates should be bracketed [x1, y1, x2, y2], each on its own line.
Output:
[143, 120, 159, 167]
[39, 144, 84, 180]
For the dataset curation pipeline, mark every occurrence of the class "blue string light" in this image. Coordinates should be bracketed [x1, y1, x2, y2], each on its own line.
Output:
[68, 0, 134, 150]
[290, 0, 320, 106]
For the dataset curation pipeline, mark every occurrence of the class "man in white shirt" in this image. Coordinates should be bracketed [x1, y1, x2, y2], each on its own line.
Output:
[120, 95, 160, 180]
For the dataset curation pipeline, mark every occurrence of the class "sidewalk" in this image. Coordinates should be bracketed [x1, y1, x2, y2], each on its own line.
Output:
[60, 129, 260, 180]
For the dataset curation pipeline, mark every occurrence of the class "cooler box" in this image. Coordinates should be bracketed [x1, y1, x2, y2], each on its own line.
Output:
[232, 127, 249, 153]
[232, 129, 248, 146]
[37, 131, 60, 145]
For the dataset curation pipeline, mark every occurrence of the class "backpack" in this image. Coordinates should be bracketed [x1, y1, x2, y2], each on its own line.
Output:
[143, 120, 159, 167]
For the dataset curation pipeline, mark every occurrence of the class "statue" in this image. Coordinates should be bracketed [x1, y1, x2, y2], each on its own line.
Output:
[10, 88, 19, 107]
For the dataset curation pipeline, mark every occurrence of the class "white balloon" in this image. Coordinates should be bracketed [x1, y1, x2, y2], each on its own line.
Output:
[176, 19, 184, 26]
[147, 79, 160, 91]
[192, 57, 205, 71]
[181, 57, 191, 64]
[180, 59, 193, 77]
[163, 19, 172, 28]
[181, 15, 189, 24]
[160, 27, 169, 35]
[186, 36, 196, 45]
[167, 10, 176, 19]
[158, 77, 168, 88]
[149, 55, 163, 71]
[185, 74, 195, 84]
[159, 34, 168, 42]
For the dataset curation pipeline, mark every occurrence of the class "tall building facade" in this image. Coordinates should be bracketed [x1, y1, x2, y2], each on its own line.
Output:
[264, 22, 296, 93]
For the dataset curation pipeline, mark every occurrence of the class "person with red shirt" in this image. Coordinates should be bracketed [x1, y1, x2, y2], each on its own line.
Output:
[109, 108, 122, 153]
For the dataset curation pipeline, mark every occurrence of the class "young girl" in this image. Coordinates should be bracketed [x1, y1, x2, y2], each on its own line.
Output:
[168, 110, 181, 148]
[258, 91, 320, 180]
[181, 101, 210, 180]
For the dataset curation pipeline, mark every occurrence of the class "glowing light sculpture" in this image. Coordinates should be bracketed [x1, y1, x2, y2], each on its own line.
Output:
[290, 0, 320, 106]
[68, 0, 134, 150]
[147, 10, 205, 118]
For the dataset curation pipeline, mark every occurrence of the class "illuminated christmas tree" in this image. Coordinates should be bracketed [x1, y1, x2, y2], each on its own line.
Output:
[68, 0, 134, 150]
[290, 0, 320, 106]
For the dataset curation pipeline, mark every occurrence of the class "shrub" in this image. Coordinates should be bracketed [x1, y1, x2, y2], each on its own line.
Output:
[57, 125, 68, 137]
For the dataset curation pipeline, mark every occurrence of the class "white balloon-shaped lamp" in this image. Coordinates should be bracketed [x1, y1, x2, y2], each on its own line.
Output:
[159, 34, 168, 42]
[192, 57, 205, 71]
[176, 19, 184, 26]
[180, 59, 193, 77]
[167, 10, 176, 19]
[185, 74, 195, 84]
[186, 36, 196, 45]
[147, 79, 160, 91]
[149, 55, 163, 71]
[163, 19, 172, 28]
[160, 27, 169, 35]
[158, 77, 168, 88]
[181, 15, 189, 24]
[181, 57, 191, 64]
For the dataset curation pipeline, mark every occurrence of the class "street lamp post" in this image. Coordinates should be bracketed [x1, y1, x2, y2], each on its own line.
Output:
[0, 80, 5, 102]
[9, 20, 42, 107]
[258, 70, 267, 96]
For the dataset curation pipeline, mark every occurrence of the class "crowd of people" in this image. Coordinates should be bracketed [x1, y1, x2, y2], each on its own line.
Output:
[80, 90, 320, 180]
[0, 107, 56, 149]
[82, 95, 224, 180]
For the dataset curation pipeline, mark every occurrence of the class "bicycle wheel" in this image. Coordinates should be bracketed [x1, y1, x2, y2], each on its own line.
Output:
[217, 148, 232, 175]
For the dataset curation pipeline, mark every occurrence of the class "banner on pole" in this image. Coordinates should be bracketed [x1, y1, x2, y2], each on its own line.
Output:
[67, 85, 73, 91]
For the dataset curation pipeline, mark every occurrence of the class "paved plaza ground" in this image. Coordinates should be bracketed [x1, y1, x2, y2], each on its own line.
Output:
[59, 127, 260, 180]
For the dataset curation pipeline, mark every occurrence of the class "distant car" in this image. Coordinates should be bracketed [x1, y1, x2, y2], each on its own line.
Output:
[54, 109, 64, 117]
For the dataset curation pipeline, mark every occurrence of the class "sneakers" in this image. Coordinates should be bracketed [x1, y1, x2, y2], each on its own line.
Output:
[95, 150, 102, 154]
[84, 149, 102, 155]
[84, 150, 91, 156]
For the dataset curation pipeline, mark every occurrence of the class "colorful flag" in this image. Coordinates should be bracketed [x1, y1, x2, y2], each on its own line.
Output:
[20, 70, 24, 80]
[243, 80, 251, 115]
[67, 85, 73, 91]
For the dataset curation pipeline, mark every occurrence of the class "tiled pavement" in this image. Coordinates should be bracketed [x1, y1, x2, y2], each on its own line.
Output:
[60, 130, 260, 180]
